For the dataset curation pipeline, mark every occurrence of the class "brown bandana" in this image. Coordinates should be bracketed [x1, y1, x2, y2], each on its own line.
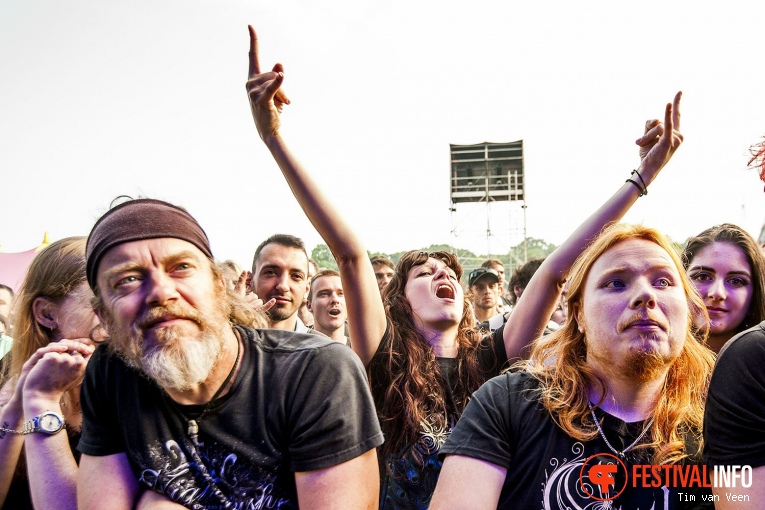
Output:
[86, 198, 213, 290]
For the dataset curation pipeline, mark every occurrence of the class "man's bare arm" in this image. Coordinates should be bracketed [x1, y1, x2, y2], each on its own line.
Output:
[295, 448, 379, 509]
[78, 453, 138, 510]
[430, 454, 506, 510]
[502, 92, 684, 361]
[245, 26, 386, 365]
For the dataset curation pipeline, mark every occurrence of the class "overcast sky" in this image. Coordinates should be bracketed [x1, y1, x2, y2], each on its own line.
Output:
[2, 1, 764, 268]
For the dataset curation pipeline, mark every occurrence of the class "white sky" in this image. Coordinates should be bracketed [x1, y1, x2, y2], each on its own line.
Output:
[2, 1, 765, 269]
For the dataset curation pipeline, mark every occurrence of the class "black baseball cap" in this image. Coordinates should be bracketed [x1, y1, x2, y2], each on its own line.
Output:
[468, 268, 500, 287]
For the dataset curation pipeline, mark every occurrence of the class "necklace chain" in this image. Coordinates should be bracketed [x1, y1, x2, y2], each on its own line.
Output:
[589, 404, 653, 459]
[173, 333, 242, 446]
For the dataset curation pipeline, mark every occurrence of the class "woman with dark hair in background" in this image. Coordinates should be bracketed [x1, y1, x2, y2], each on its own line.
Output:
[682, 224, 765, 353]
[701, 137, 765, 509]
[0, 237, 101, 509]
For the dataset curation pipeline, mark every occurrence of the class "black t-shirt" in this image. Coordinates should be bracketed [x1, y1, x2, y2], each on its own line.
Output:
[79, 325, 383, 509]
[441, 371, 712, 509]
[372, 325, 508, 510]
[704, 321, 765, 469]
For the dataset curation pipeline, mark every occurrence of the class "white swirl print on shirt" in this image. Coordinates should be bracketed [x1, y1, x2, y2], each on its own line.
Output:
[413, 414, 453, 457]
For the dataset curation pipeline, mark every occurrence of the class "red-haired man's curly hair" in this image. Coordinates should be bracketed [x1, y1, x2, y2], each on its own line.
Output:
[748, 137, 765, 185]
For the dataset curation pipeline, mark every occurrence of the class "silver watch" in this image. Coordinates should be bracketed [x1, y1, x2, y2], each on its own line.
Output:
[22, 411, 65, 435]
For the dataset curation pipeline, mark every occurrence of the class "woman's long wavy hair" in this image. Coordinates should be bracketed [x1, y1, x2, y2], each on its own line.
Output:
[682, 223, 765, 333]
[529, 224, 716, 465]
[1, 237, 88, 387]
[369, 251, 492, 471]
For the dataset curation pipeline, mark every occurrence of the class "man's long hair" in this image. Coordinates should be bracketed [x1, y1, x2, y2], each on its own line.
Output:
[749, 136, 765, 183]
[216, 263, 269, 329]
[368, 251, 491, 471]
[528, 224, 715, 465]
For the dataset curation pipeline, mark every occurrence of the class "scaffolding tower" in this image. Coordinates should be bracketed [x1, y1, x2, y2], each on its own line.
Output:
[449, 140, 527, 268]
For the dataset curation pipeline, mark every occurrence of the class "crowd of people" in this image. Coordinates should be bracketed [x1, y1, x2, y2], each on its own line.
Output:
[0, 24, 763, 510]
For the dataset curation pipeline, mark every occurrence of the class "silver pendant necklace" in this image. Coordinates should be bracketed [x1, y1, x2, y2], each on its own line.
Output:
[173, 335, 241, 447]
[589, 404, 654, 459]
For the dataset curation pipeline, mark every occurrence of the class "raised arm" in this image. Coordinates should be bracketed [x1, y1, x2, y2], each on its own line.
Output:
[245, 26, 386, 365]
[502, 92, 684, 360]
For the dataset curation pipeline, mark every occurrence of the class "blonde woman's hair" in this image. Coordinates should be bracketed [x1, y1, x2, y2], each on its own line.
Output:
[1, 237, 87, 386]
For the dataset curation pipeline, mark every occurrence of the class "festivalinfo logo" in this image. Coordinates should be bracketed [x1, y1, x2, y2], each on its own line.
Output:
[579, 453, 753, 504]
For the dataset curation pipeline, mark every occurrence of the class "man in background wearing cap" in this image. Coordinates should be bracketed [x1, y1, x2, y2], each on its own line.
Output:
[77, 199, 383, 509]
[468, 267, 505, 331]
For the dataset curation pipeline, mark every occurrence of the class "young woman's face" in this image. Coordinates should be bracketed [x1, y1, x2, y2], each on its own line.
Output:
[687, 242, 754, 337]
[404, 257, 464, 333]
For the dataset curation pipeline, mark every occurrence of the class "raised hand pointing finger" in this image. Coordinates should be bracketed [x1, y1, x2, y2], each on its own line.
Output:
[248, 25, 261, 78]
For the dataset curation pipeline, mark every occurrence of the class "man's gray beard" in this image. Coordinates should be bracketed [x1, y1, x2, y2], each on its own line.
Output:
[105, 296, 231, 392]
[133, 326, 225, 392]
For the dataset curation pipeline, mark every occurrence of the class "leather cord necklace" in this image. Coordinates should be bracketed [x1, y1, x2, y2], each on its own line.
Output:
[589, 403, 654, 459]
[172, 335, 241, 447]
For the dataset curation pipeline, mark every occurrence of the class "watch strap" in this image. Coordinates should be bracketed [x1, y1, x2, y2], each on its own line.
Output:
[0, 411, 65, 435]
[21, 419, 36, 434]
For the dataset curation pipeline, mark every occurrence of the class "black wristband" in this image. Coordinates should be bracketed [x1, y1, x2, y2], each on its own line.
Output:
[626, 170, 647, 196]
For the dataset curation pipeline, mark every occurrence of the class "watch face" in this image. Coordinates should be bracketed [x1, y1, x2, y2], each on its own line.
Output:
[38, 412, 64, 433]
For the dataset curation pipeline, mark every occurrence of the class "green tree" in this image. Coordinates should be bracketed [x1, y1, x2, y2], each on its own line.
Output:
[508, 237, 558, 266]
[368, 250, 394, 261]
[329, 237, 559, 278]
[311, 244, 338, 271]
